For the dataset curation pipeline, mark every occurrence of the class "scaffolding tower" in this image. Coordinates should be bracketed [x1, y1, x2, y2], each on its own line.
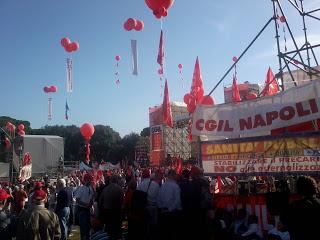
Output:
[208, 0, 320, 96]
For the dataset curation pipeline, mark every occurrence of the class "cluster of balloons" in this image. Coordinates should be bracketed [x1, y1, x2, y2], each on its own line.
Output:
[61, 37, 80, 53]
[17, 124, 25, 136]
[7, 122, 25, 136]
[123, 18, 144, 31]
[145, 0, 174, 19]
[43, 85, 58, 93]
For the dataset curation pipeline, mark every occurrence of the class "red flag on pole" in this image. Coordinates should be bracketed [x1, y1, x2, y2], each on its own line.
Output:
[262, 67, 279, 96]
[163, 80, 173, 128]
[232, 75, 241, 102]
[157, 30, 164, 69]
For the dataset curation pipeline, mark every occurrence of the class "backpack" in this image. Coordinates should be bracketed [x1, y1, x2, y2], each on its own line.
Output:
[131, 181, 151, 210]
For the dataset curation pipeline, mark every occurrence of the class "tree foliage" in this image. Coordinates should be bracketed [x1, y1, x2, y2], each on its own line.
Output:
[0, 116, 149, 165]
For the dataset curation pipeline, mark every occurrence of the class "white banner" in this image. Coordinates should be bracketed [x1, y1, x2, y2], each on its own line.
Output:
[66, 58, 73, 92]
[131, 39, 138, 76]
[192, 81, 320, 137]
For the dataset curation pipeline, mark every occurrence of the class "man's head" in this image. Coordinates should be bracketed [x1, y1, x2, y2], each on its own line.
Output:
[296, 176, 318, 197]
[32, 189, 47, 205]
[57, 178, 66, 190]
[167, 169, 176, 180]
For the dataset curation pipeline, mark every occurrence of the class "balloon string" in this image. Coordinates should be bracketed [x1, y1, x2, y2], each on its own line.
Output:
[160, 18, 163, 30]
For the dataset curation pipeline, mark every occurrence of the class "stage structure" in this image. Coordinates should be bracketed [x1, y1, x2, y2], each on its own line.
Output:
[208, 0, 320, 97]
[149, 102, 192, 166]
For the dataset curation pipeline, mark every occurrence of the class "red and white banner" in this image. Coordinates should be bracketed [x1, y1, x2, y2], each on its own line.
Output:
[192, 81, 320, 137]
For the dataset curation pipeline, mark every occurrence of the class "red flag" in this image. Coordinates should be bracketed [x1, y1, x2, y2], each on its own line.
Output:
[215, 176, 222, 194]
[157, 30, 164, 68]
[163, 80, 173, 128]
[188, 57, 204, 105]
[262, 67, 279, 96]
[232, 75, 241, 102]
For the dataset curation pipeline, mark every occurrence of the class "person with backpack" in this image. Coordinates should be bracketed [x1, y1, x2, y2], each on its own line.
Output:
[128, 169, 159, 240]
[157, 169, 182, 240]
[137, 169, 160, 237]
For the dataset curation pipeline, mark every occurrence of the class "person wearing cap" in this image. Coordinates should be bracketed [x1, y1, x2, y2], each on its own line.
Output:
[16, 189, 61, 240]
[26, 181, 44, 209]
[12, 184, 28, 215]
[74, 173, 94, 240]
[0, 188, 13, 239]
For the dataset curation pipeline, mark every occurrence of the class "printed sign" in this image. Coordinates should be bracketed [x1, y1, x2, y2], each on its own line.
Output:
[201, 134, 320, 175]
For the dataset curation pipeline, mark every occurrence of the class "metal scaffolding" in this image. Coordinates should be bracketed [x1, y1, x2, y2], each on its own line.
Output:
[208, 0, 320, 96]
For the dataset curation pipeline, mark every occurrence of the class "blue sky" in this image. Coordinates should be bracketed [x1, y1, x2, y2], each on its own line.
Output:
[0, 0, 319, 136]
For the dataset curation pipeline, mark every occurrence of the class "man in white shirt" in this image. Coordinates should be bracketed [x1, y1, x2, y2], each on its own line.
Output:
[74, 173, 94, 240]
[157, 169, 182, 240]
[137, 169, 159, 207]
[137, 168, 160, 237]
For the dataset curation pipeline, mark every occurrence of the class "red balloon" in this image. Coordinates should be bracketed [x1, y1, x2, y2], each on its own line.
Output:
[115, 55, 121, 61]
[200, 95, 215, 105]
[6, 122, 12, 129]
[80, 123, 95, 140]
[18, 130, 25, 136]
[134, 20, 144, 31]
[123, 21, 133, 31]
[6, 122, 15, 132]
[158, 68, 163, 75]
[65, 43, 74, 52]
[162, 9, 168, 17]
[61, 37, 71, 47]
[233, 56, 238, 62]
[183, 93, 190, 104]
[50, 86, 58, 93]
[127, 18, 137, 29]
[178, 63, 183, 69]
[43, 86, 50, 93]
[70, 42, 80, 51]
[279, 16, 286, 23]
[155, 12, 162, 19]
[18, 124, 25, 131]
[187, 102, 196, 114]
[145, 0, 174, 12]
[5, 137, 11, 149]
[246, 92, 258, 100]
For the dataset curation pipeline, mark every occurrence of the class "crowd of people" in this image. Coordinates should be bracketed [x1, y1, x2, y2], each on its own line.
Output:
[0, 165, 319, 240]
